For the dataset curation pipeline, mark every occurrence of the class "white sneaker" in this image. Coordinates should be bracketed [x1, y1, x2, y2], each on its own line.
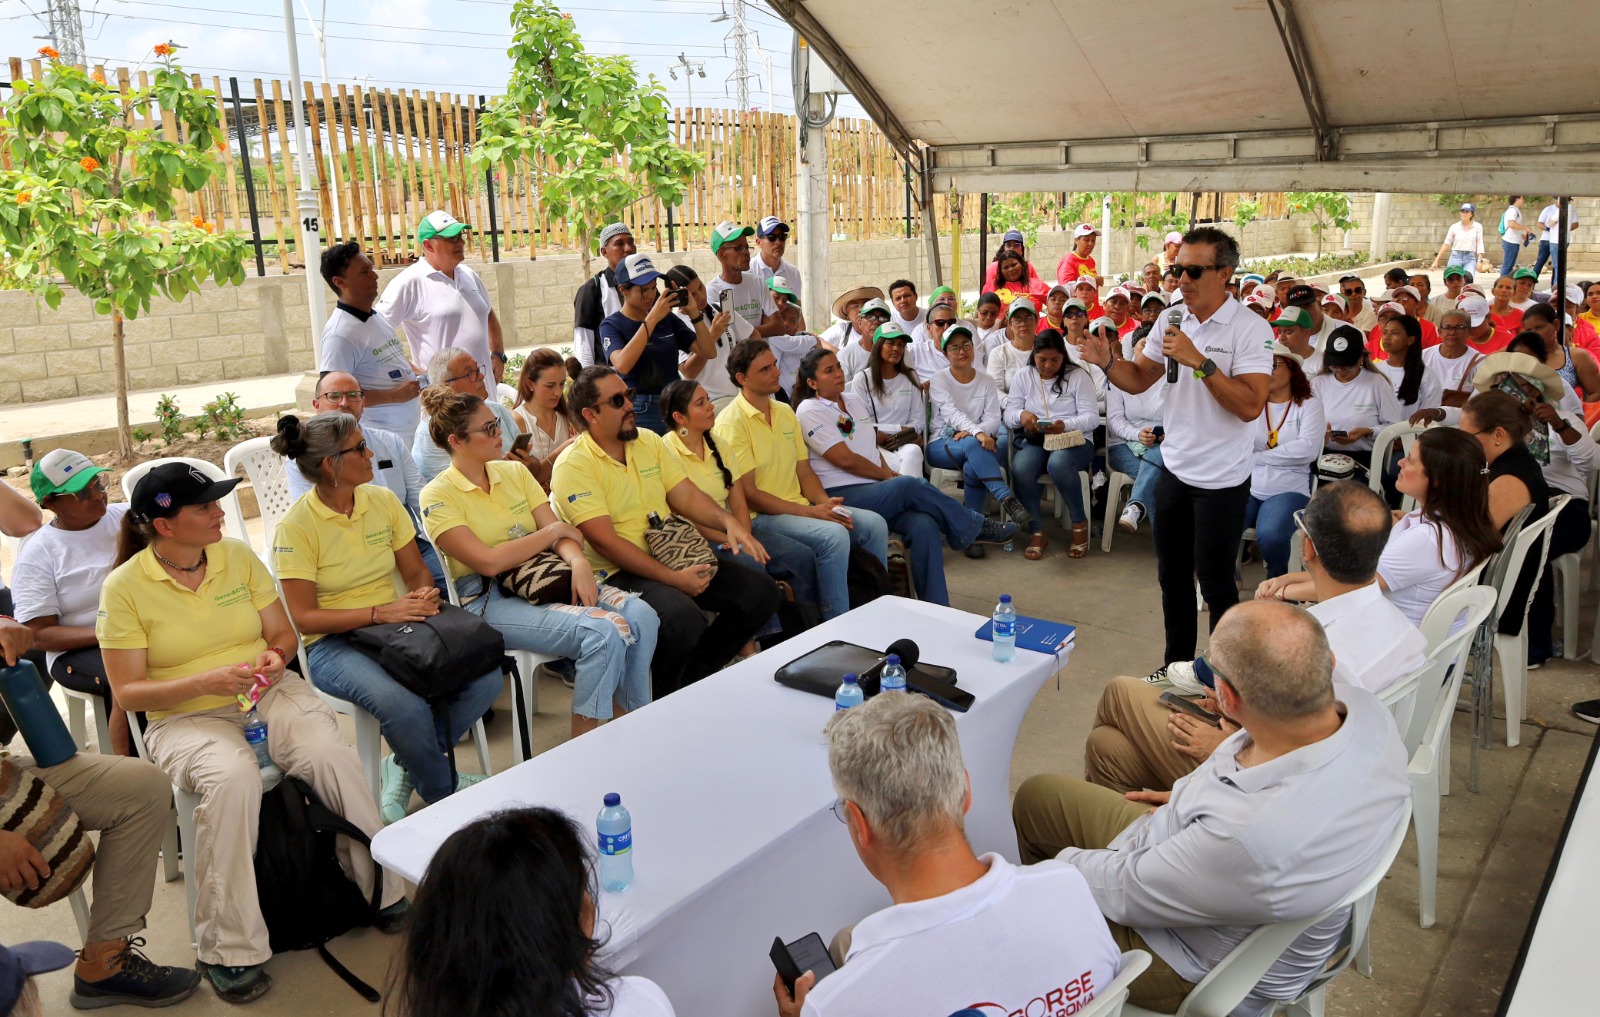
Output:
[1091, 470, 1107, 491]
[1118, 502, 1144, 533]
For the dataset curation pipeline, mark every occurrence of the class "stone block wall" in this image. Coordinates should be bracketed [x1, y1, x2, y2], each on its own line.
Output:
[1345, 194, 1600, 264]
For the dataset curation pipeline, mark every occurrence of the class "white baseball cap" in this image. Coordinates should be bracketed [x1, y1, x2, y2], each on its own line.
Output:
[1320, 293, 1348, 312]
[1072, 223, 1100, 239]
[614, 252, 662, 286]
[1163, 231, 1185, 246]
[1106, 286, 1133, 302]
[1455, 293, 1490, 327]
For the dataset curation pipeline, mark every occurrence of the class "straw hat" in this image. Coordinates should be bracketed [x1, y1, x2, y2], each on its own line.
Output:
[832, 285, 885, 322]
[1471, 351, 1566, 405]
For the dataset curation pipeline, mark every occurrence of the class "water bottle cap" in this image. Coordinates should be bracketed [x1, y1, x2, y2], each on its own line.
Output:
[843, 673, 858, 684]
[603, 793, 621, 807]
[886, 654, 900, 665]
[999, 594, 1012, 603]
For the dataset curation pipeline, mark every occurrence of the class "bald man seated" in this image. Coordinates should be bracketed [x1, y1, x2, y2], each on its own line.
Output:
[1013, 600, 1410, 1016]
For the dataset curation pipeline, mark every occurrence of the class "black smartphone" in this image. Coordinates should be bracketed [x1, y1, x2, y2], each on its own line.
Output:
[1151, 425, 1165, 442]
[1159, 690, 1222, 727]
[770, 933, 837, 994]
[1329, 429, 1348, 438]
[511, 432, 533, 455]
[665, 284, 687, 308]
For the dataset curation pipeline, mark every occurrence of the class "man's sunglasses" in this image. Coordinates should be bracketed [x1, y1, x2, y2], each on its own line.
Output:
[928, 317, 957, 327]
[1341, 287, 1365, 297]
[601, 388, 638, 409]
[1172, 264, 1223, 280]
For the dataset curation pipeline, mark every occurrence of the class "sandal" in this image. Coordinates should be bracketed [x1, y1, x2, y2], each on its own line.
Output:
[1069, 521, 1089, 558]
[1024, 533, 1048, 560]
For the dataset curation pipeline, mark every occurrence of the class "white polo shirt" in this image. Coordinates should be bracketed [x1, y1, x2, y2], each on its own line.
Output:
[799, 854, 1121, 1017]
[1138, 295, 1274, 488]
[796, 392, 883, 490]
[1308, 582, 1427, 695]
[376, 260, 494, 383]
[750, 254, 802, 305]
[1377, 510, 1467, 627]
[318, 304, 422, 436]
[591, 975, 675, 1017]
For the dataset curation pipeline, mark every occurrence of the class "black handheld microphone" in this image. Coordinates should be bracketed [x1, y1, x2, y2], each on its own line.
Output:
[883, 638, 920, 673]
[1165, 308, 1184, 383]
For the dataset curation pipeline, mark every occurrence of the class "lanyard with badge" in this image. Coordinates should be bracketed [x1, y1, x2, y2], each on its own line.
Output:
[1264, 401, 1292, 449]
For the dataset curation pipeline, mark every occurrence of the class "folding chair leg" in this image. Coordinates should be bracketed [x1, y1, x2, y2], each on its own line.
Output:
[161, 811, 180, 883]
[69, 886, 91, 945]
[66, 695, 88, 751]
[1497, 633, 1526, 747]
[354, 714, 383, 804]
[1413, 768, 1441, 929]
[472, 719, 493, 776]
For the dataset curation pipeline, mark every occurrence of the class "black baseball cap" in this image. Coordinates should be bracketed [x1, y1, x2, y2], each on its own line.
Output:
[131, 462, 241, 522]
[1286, 284, 1317, 307]
[1322, 325, 1367, 367]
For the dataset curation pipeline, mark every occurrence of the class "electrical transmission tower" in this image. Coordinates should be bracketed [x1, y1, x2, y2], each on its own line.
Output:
[714, 1, 755, 110]
[41, 0, 88, 66]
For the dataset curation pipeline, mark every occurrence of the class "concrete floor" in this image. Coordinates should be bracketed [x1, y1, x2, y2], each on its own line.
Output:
[7, 501, 1595, 1017]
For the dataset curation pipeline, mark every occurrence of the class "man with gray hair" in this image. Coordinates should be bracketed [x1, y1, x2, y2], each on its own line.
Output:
[573, 222, 635, 368]
[376, 210, 507, 386]
[411, 346, 526, 484]
[1014, 600, 1410, 1016]
[774, 694, 1120, 1017]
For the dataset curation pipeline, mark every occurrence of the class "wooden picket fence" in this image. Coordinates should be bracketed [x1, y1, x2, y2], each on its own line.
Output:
[3, 56, 1289, 273]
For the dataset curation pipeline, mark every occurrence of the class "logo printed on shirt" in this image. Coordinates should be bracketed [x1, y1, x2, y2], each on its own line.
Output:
[214, 583, 251, 608]
[954, 969, 1098, 1017]
[639, 465, 661, 480]
[567, 491, 592, 503]
[365, 526, 394, 548]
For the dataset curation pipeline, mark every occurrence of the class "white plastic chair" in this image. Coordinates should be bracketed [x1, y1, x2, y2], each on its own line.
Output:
[1407, 586, 1497, 928]
[436, 551, 554, 766]
[224, 436, 296, 561]
[496, 382, 519, 409]
[1122, 801, 1412, 1017]
[1550, 548, 1580, 660]
[119, 457, 250, 547]
[126, 712, 200, 948]
[1369, 421, 1422, 496]
[1489, 494, 1568, 747]
[1076, 950, 1153, 1017]
[1101, 470, 1134, 552]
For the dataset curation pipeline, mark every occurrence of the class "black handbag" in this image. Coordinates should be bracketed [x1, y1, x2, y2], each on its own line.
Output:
[346, 604, 506, 703]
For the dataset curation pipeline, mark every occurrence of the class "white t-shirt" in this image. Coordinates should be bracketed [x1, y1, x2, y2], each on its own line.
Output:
[1106, 381, 1164, 448]
[799, 854, 1121, 1017]
[590, 975, 675, 1017]
[1138, 296, 1275, 488]
[1312, 371, 1402, 452]
[835, 337, 875, 381]
[376, 260, 494, 384]
[678, 307, 741, 407]
[318, 307, 423, 436]
[706, 272, 776, 342]
[985, 340, 1033, 394]
[1377, 510, 1467, 627]
[797, 392, 885, 490]
[1251, 397, 1324, 500]
[1442, 221, 1484, 256]
[769, 334, 820, 399]
[848, 371, 925, 435]
[891, 306, 924, 333]
[929, 369, 1003, 438]
[1422, 345, 1485, 403]
[976, 324, 1009, 360]
[905, 336, 950, 381]
[1501, 205, 1529, 245]
[1538, 204, 1578, 242]
[287, 424, 423, 517]
[1002, 366, 1100, 434]
[1374, 359, 1443, 413]
[11, 504, 129, 671]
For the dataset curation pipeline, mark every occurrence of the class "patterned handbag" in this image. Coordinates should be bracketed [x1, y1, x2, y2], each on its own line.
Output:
[1044, 429, 1086, 451]
[496, 550, 575, 605]
[0, 757, 95, 908]
[644, 512, 718, 574]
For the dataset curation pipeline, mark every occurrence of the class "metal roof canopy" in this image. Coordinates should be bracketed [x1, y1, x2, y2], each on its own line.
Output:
[769, 0, 1600, 196]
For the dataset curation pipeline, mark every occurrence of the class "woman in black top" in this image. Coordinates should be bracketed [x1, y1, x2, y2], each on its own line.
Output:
[1460, 390, 1549, 646]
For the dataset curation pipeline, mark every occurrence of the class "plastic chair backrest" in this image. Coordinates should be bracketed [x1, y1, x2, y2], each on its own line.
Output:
[1489, 494, 1568, 621]
[1406, 586, 1496, 760]
[224, 436, 294, 561]
[1418, 558, 1488, 651]
[1171, 801, 1413, 1017]
[1076, 950, 1153, 1017]
[496, 382, 518, 409]
[1368, 423, 1423, 497]
[119, 457, 249, 546]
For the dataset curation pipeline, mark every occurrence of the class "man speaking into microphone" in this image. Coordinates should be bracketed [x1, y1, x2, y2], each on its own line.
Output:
[1080, 227, 1271, 669]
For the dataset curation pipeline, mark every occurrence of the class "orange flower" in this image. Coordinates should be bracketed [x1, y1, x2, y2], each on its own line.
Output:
[191, 215, 204, 227]
[16, 192, 31, 205]
[91, 70, 107, 85]
[37, 46, 60, 60]
[79, 156, 100, 172]
[153, 43, 174, 57]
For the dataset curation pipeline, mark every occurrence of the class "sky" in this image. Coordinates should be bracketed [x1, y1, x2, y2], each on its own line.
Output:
[2, 0, 866, 118]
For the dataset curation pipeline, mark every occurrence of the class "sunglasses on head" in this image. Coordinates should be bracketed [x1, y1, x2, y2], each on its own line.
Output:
[1173, 264, 1221, 280]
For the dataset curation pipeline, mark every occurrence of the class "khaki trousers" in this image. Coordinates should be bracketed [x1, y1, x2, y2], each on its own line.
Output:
[1013, 773, 1198, 1014]
[144, 675, 404, 966]
[21, 752, 172, 944]
[1084, 676, 1200, 794]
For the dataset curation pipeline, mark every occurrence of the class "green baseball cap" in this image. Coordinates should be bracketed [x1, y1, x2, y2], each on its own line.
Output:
[926, 285, 955, 308]
[1271, 307, 1313, 329]
[417, 210, 469, 242]
[940, 323, 975, 349]
[1512, 267, 1538, 281]
[1442, 265, 1468, 280]
[31, 448, 107, 503]
[710, 220, 755, 253]
[873, 323, 909, 344]
[766, 275, 798, 299]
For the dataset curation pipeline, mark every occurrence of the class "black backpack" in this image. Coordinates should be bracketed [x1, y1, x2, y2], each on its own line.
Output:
[847, 547, 891, 608]
[254, 777, 384, 1000]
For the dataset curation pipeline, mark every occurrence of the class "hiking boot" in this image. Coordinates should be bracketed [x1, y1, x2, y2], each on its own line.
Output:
[999, 495, 1034, 530]
[70, 938, 200, 1010]
[380, 754, 415, 825]
[375, 898, 411, 934]
[974, 518, 1018, 545]
[197, 962, 270, 1005]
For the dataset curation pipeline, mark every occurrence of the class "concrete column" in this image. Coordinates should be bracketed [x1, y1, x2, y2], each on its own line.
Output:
[494, 263, 520, 349]
[261, 282, 288, 375]
[796, 95, 831, 327]
[1369, 193, 1392, 263]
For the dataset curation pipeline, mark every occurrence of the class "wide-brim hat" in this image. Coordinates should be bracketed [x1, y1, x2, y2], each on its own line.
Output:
[1472, 352, 1566, 404]
[832, 285, 885, 321]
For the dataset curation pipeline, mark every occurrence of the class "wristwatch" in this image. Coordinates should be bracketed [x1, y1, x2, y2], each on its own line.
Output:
[1194, 358, 1217, 380]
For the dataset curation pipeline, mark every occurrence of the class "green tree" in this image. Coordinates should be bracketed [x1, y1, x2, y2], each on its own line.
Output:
[0, 45, 247, 458]
[472, 0, 704, 275]
[1286, 191, 1357, 257]
[1231, 198, 1261, 258]
[986, 193, 1056, 248]
[1059, 193, 1190, 253]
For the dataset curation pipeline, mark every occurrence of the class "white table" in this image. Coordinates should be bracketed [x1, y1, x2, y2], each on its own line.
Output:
[371, 596, 1065, 1017]
[1500, 727, 1600, 1016]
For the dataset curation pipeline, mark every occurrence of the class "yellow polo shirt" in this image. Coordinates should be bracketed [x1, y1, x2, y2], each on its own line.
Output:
[272, 486, 413, 644]
[549, 429, 686, 581]
[713, 393, 808, 516]
[419, 459, 548, 580]
[96, 537, 280, 719]
[663, 429, 745, 511]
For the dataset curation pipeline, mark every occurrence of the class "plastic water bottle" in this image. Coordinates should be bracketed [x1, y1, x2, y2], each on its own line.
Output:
[835, 673, 865, 710]
[597, 793, 634, 892]
[992, 594, 1017, 663]
[880, 655, 907, 694]
[242, 710, 282, 791]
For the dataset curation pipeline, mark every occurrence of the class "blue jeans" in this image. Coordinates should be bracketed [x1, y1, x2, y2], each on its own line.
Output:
[1107, 441, 1165, 530]
[1010, 442, 1094, 528]
[306, 635, 502, 804]
[1447, 249, 1476, 270]
[751, 512, 854, 620]
[827, 476, 984, 607]
[462, 579, 657, 721]
[926, 434, 1014, 514]
[1245, 491, 1310, 578]
[1500, 240, 1522, 278]
[1534, 239, 1559, 280]
[633, 392, 665, 435]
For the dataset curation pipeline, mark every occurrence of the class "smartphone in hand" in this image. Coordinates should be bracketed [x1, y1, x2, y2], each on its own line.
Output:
[1159, 690, 1222, 727]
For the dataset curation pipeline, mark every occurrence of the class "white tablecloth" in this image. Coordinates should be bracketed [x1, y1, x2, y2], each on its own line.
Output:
[1501, 729, 1600, 1016]
[371, 596, 1065, 1017]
